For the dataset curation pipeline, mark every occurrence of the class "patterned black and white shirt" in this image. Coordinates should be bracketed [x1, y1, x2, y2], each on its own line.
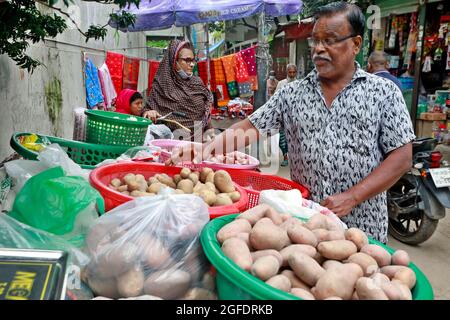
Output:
[249, 65, 415, 243]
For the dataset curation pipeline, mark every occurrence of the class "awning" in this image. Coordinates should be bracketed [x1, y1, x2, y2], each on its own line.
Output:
[282, 21, 314, 41]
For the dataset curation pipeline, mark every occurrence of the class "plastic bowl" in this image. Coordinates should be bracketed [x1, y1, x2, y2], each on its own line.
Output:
[89, 162, 249, 219]
[200, 214, 434, 300]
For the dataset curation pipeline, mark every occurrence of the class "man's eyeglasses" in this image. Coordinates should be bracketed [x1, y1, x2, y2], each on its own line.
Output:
[178, 57, 198, 65]
[307, 34, 356, 48]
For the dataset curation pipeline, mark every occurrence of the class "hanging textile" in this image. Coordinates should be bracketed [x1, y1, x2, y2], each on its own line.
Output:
[210, 58, 230, 106]
[84, 58, 104, 109]
[123, 56, 140, 90]
[196, 60, 209, 86]
[241, 46, 258, 90]
[147, 60, 160, 96]
[235, 52, 253, 98]
[98, 63, 117, 110]
[221, 54, 239, 98]
[105, 51, 124, 94]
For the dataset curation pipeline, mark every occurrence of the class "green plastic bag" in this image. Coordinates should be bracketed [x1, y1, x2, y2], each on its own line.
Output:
[8, 166, 104, 247]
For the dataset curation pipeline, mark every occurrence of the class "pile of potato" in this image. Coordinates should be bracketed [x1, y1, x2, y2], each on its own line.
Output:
[108, 167, 242, 207]
[218, 204, 416, 300]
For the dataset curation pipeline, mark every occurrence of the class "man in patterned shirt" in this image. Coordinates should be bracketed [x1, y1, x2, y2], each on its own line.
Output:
[172, 2, 415, 243]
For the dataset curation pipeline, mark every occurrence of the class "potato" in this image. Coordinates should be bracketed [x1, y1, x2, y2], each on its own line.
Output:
[144, 269, 191, 299]
[352, 291, 359, 300]
[280, 244, 317, 267]
[360, 244, 392, 267]
[345, 252, 379, 276]
[391, 280, 413, 300]
[148, 176, 159, 185]
[117, 266, 145, 298]
[202, 273, 216, 292]
[222, 237, 253, 271]
[188, 173, 199, 185]
[111, 178, 122, 188]
[117, 185, 128, 192]
[156, 174, 177, 189]
[313, 263, 363, 300]
[237, 204, 281, 226]
[287, 223, 318, 247]
[193, 182, 204, 193]
[355, 277, 389, 300]
[217, 219, 252, 244]
[96, 243, 140, 277]
[147, 182, 163, 194]
[204, 182, 217, 192]
[180, 168, 192, 179]
[205, 172, 215, 184]
[130, 190, 154, 197]
[214, 170, 236, 193]
[323, 296, 343, 300]
[183, 288, 217, 300]
[312, 252, 326, 265]
[379, 281, 404, 300]
[322, 260, 343, 271]
[175, 189, 185, 194]
[312, 229, 345, 242]
[392, 250, 410, 267]
[173, 174, 182, 185]
[121, 191, 130, 196]
[87, 276, 120, 299]
[281, 270, 311, 291]
[266, 275, 291, 292]
[317, 240, 357, 261]
[370, 272, 391, 285]
[305, 213, 343, 232]
[280, 217, 304, 231]
[345, 228, 369, 250]
[251, 256, 280, 281]
[200, 167, 214, 183]
[251, 250, 283, 266]
[141, 237, 173, 269]
[177, 179, 194, 194]
[290, 288, 315, 300]
[86, 222, 115, 254]
[288, 252, 325, 287]
[199, 189, 216, 206]
[228, 191, 241, 202]
[250, 218, 290, 251]
[214, 193, 233, 206]
[380, 265, 411, 279]
[393, 268, 416, 290]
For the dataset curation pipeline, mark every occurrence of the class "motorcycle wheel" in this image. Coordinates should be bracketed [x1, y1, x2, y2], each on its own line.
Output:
[388, 211, 438, 245]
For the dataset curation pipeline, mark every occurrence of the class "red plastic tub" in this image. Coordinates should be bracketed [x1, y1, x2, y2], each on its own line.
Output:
[223, 168, 310, 209]
[89, 162, 249, 219]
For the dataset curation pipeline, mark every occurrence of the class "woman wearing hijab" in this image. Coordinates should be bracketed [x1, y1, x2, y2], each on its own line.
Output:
[142, 40, 212, 140]
[115, 89, 144, 116]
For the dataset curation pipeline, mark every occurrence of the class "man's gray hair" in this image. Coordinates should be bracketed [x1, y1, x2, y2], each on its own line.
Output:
[287, 63, 297, 71]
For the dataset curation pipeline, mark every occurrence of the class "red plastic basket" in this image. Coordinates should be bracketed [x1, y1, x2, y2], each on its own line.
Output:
[223, 169, 310, 209]
[89, 162, 248, 219]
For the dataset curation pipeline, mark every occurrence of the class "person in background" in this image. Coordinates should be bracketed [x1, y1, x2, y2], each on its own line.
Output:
[367, 51, 403, 91]
[114, 89, 144, 116]
[266, 70, 279, 100]
[276, 63, 298, 91]
[142, 39, 213, 139]
[275, 65, 298, 167]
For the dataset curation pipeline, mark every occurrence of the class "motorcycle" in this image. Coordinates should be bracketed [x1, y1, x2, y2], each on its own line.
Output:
[388, 137, 450, 245]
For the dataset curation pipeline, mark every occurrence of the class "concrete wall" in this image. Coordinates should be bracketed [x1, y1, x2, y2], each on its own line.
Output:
[0, 1, 147, 161]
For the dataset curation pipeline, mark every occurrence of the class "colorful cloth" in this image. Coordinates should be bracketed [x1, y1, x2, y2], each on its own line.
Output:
[105, 51, 124, 94]
[123, 57, 140, 90]
[115, 89, 137, 115]
[144, 40, 213, 135]
[148, 60, 160, 96]
[235, 52, 253, 98]
[196, 60, 209, 86]
[98, 63, 117, 109]
[84, 58, 104, 109]
[221, 54, 238, 98]
[210, 58, 230, 106]
[241, 46, 258, 90]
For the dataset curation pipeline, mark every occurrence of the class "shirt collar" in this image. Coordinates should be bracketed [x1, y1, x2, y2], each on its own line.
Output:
[305, 61, 368, 85]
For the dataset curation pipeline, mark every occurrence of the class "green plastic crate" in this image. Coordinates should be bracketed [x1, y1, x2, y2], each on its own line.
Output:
[85, 110, 152, 147]
[10, 132, 130, 170]
[200, 214, 434, 300]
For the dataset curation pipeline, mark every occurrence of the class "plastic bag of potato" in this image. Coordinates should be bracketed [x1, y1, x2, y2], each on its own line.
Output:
[83, 190, 216, 300]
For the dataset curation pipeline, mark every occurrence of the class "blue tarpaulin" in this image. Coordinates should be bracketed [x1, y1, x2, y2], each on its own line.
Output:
[111, 0, 303, 31]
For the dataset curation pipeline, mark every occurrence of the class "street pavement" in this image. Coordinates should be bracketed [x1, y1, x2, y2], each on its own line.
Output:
[270, 164, 450, 300]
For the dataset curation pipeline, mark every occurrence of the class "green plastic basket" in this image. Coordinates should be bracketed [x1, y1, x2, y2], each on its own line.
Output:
[10, 132, 130, 170]
[85, 110, 152, 146]
[200, 214, 435, 300]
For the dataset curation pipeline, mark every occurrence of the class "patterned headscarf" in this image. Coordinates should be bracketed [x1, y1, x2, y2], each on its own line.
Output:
[144, 40, 212, 134]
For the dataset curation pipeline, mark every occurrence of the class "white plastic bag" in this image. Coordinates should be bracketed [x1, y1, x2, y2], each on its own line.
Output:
[83, 192, 211, 299]
[95, 146, 162, 167]
[4, 159, 49, 193]
[38, 144, 90, 179]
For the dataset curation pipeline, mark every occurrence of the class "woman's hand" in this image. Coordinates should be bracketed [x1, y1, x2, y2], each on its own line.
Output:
[142, 110, 161, 123]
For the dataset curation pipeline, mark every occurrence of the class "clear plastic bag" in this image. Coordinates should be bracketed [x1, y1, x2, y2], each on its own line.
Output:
[83, 191, 211, 299]
[95, 146, 162, 167]
[144, 124, 174, 146]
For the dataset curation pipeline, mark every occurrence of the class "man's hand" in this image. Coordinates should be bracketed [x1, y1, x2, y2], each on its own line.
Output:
[142, 110, 161, 123]
[320, 191, 359, 217]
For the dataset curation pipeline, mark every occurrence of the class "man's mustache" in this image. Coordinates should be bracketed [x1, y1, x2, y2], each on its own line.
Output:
[313, 55, 332, 62]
